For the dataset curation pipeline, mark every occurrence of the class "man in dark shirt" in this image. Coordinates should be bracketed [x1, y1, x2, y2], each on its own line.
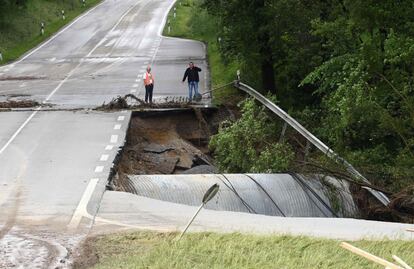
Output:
[182, 62, 202, 102]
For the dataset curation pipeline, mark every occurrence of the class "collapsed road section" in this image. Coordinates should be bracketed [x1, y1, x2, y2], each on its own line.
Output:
[108, 107, 358, 219]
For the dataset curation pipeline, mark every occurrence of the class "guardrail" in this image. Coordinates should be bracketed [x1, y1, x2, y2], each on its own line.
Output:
[234, 80, 390, 206]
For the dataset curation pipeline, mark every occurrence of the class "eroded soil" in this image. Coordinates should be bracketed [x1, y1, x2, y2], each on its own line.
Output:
[112, 108, 235, 191]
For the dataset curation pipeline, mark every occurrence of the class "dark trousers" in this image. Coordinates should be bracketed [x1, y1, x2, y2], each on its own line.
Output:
[145, 84, 153, 103]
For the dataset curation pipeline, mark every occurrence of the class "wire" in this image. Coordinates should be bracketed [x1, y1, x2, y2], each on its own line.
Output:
[289, 172, 338, 218]
[201, 81, 235, 96]
[216, 174, 257, 214]
[244, 174, 286, 217]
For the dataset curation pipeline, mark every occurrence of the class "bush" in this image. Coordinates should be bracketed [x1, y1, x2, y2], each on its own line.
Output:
[209, 97, 294, 173]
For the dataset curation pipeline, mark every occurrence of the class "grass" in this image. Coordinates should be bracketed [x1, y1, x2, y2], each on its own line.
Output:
[86, 231, 414, 269]
[162, 0, 242, 105]
[0, 0, 101, 64]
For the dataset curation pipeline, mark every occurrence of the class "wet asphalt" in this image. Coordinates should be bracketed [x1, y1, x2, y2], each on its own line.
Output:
[0, 0, 208, 253]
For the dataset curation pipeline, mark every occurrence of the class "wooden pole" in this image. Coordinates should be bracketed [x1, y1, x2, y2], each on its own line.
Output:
[340, 242, 404, 269]
[393, 255, 412, 269]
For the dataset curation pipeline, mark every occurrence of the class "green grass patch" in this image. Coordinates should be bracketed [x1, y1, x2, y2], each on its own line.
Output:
[87, 231, 414, 269]
[163, 0, 241, 105]
[0, 0, 101, 64]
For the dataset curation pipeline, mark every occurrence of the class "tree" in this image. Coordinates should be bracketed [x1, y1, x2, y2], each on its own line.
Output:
[203, 0, 276, 93]
[301, 0, 414, 189]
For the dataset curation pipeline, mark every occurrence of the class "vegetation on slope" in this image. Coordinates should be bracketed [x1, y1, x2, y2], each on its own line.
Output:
[0, 0, 100, 64]
[172, 0, 413, 193]
[80, 231, 414, 269]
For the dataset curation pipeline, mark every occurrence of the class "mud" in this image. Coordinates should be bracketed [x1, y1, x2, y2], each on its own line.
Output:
[112, 109, 234, 191]
[96, 94, 197, 110]
[0, 99, 40, 108]
[0, 76, 45, 81]
[0, 227, 82, 269]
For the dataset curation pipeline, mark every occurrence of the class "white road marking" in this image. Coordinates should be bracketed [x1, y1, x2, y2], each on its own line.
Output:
[50, 57, 56, 62]
[130, 89, 137, 93]
[135, 79, 141, 82]
[139, 69, 145, 73]
[144, 61, 149, 65]
[0, 2, 142, 155]
[105, 145, 114, 150]
[0, 107, 41, 155]
[86, 38, 107, 57]
[94, 166, 104, 173]
[117, 116, 125, 121]
[110, 135, 118, 143]
[132, 84, 138, 88]
[15, 1, 105, 64]
[100, 154, 109, 161]
[114, 124, 121, 130]
[67, 178, 99, 229]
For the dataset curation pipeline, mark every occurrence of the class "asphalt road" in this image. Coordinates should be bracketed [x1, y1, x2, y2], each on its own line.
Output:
[0, 0, 208, 108]
[0, 0, 208, 267]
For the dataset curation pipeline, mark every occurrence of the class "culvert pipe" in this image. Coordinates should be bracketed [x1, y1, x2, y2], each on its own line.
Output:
[122, 173, 357, 218]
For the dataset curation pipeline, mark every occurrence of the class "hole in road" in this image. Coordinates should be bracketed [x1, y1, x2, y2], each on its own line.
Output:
[111, 108, 233, 192]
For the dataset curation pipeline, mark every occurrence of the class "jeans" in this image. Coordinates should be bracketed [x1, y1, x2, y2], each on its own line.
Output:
[145, 84, 153, 103]
[188, 81, 199, 101]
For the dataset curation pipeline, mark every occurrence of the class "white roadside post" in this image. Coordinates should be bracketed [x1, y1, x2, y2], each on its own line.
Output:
[82, 0, 86, 7]
[0, 51, 3, 62]
[168, 20, 171, 34]
[61, 10, 65, 20]
[178, 184, 220, 240]
[174, 7, 177, 18]
[40, 22, 45, 35]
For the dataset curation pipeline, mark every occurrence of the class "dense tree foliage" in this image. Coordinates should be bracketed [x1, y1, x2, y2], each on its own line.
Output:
[206, 0, 414, 190]
[210, 97, 294, 173]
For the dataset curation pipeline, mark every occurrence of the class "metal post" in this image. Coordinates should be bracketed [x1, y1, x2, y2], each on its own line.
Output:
[279, 122, 288, 143]
[178, 203, 204, 240]
[178, 184, 219, 240]
[304, 140, 311, 161]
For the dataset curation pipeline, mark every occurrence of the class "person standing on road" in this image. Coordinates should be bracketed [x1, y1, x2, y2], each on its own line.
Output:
[143, 65, 154, 103]
[182, 62, 202, 102]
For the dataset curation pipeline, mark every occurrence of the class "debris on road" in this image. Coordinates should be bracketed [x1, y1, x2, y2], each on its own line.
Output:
[96, 94, 199, 110]
[0, 99, 40, 109]
[0, 76, 46, 81]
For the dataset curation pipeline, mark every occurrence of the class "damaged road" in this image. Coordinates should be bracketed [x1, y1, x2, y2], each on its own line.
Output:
[113, 109, 220, 192]
[0, 0, 209, 266]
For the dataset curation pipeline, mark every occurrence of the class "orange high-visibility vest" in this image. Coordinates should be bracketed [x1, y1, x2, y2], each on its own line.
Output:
[144, 72, 154, 85]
